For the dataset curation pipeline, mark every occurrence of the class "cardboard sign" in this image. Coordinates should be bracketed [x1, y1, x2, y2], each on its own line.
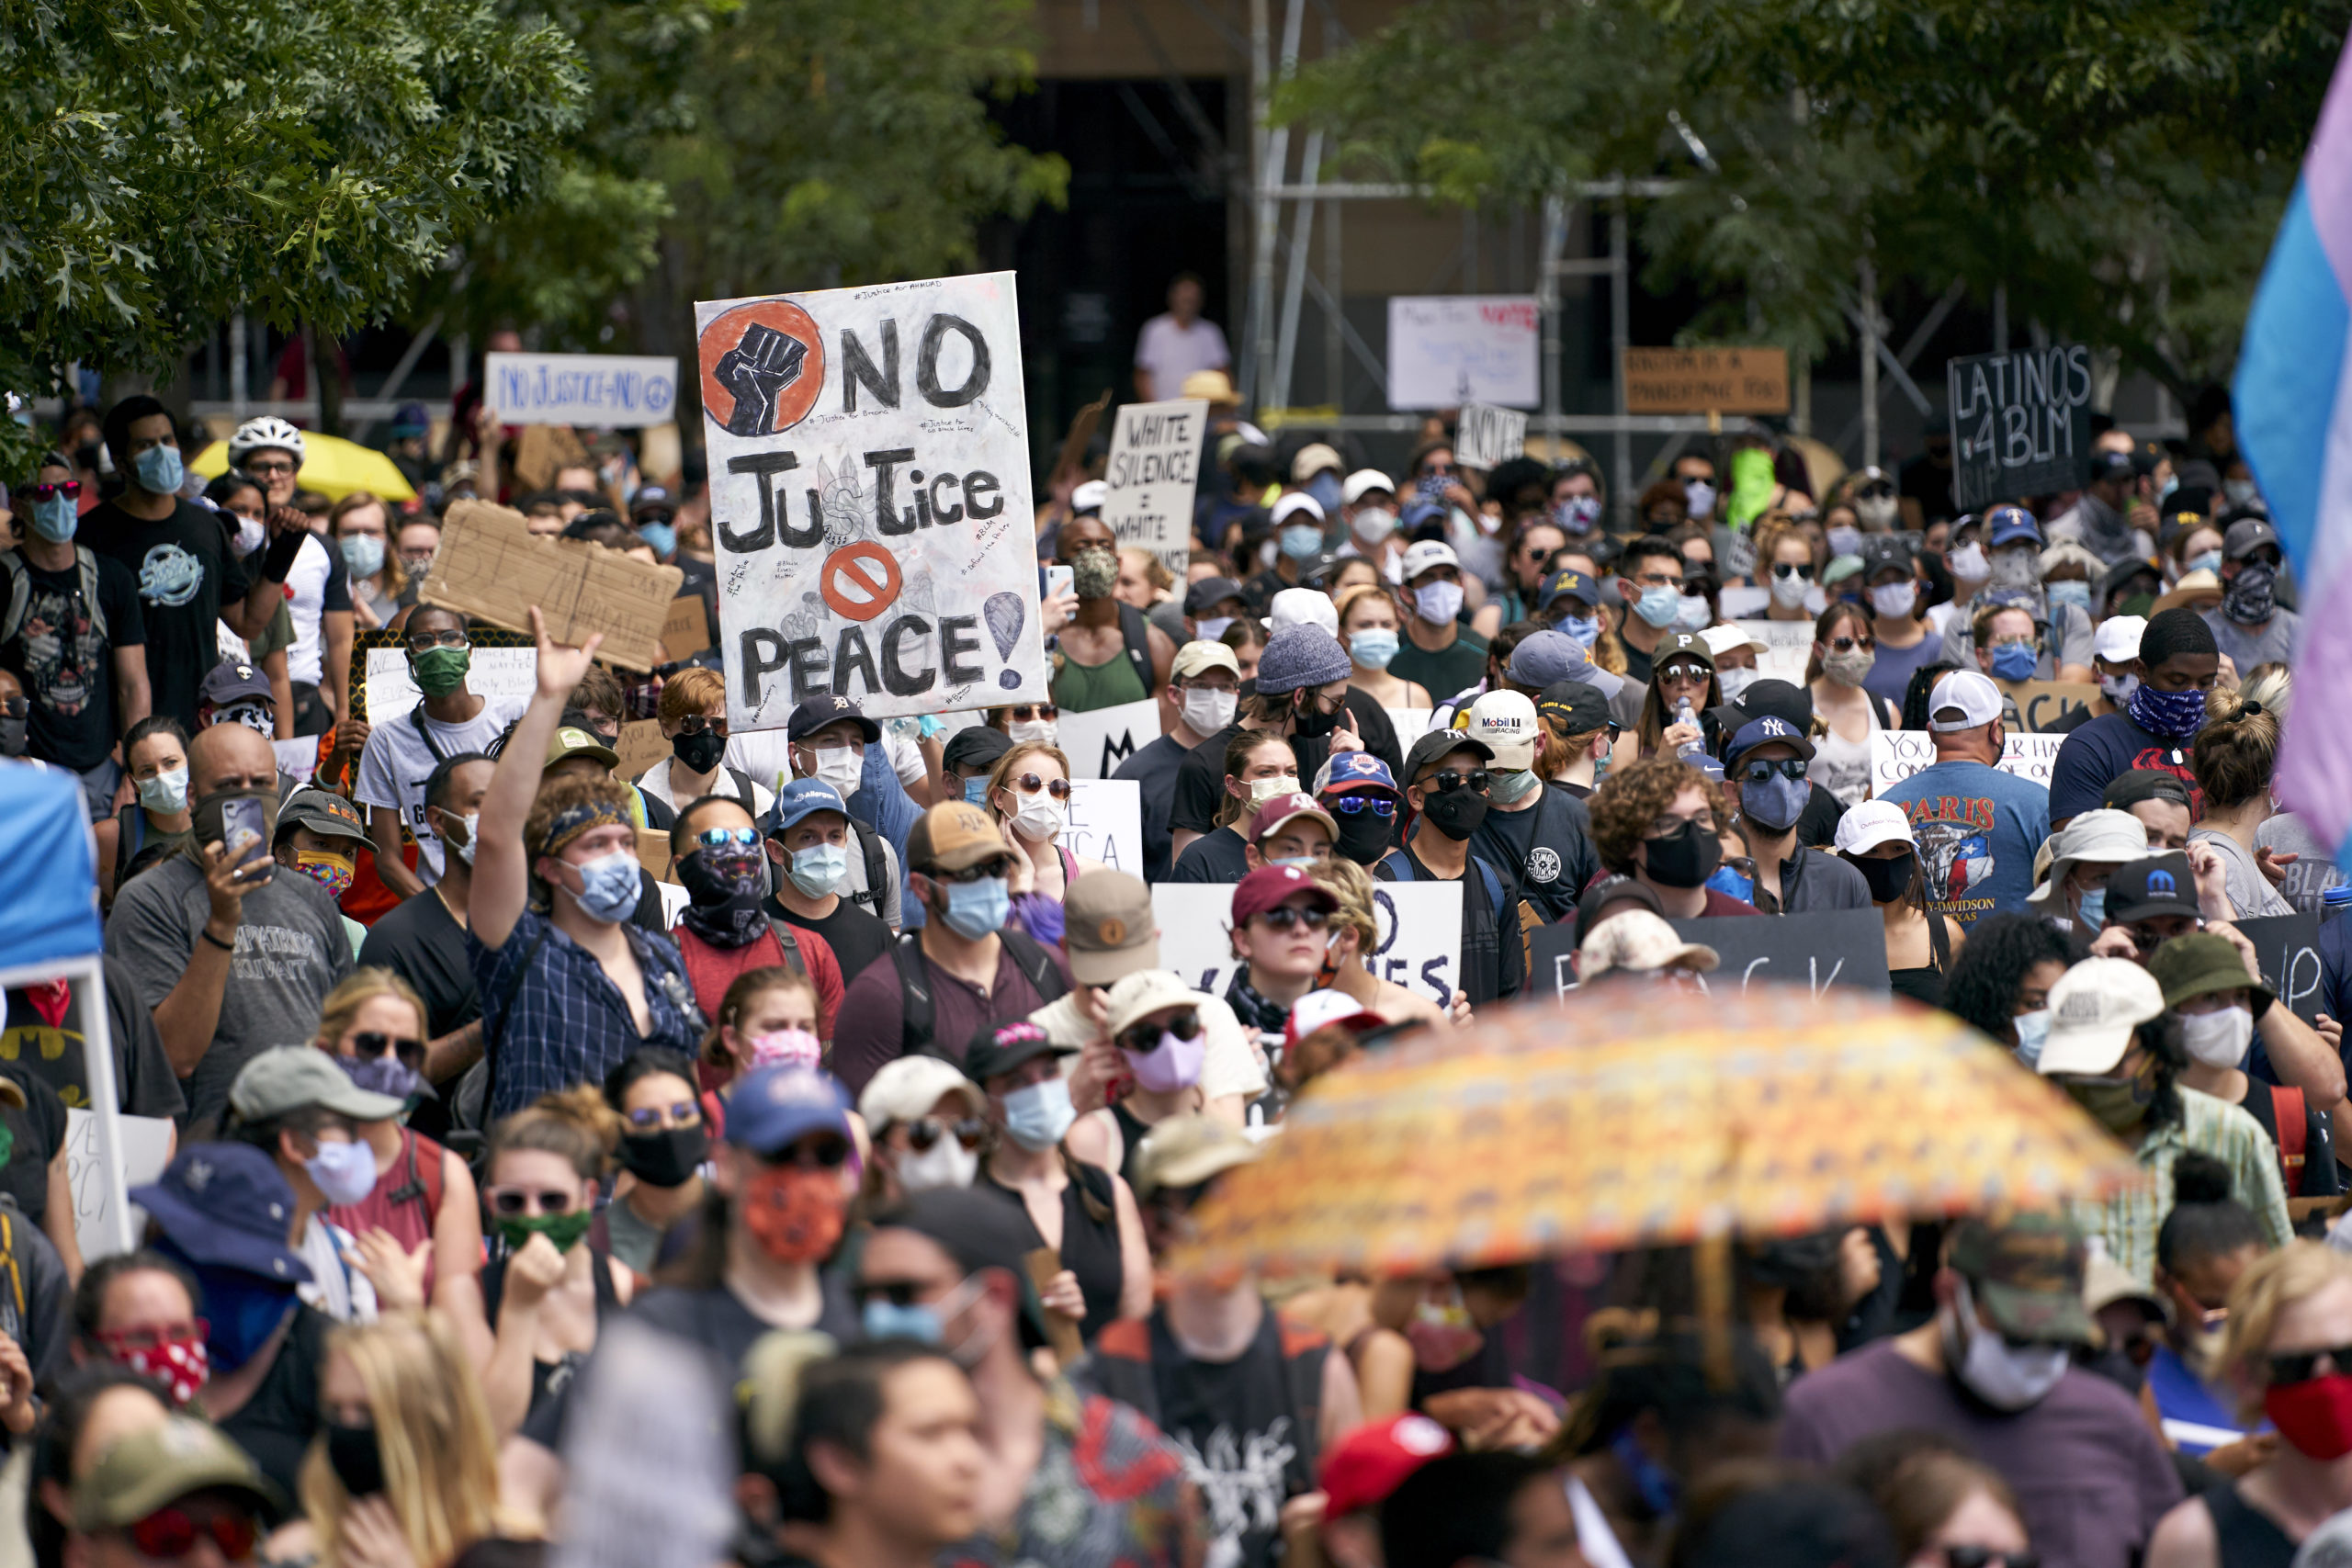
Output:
[615, 719, 673, 783]
[551, 1321, 736, 1568]
[362, 644, 537, 728]
[510, 423, 590, 493]
[635, 827, 675, 885]
[484, 352, 681, 428]
[1057, 699, 1161, 780]
[696, 272, 1046, 728]
[1153, 881, 1464, 1007]
[1948, 344, 2094, 509]
[1529, 908, 1890, 999]
[65, 1111, 174, 1265]
[1623, 347, 1792, 415]
[1102, 399, 1208, 581]
[1063, 779, 1143, 876]
[1455, 402, 1528, 469]
[1869, 730, 2066, 794]
[422, 501, 684, 672]
[2235, 912, 2326, 1026]
[271, 738, 318, 784]
[1732, 619, 1817, 682]
[2011, 681, 2098, 734]
[1386, 296, 1539, 410]
[661, 596, 712, 664]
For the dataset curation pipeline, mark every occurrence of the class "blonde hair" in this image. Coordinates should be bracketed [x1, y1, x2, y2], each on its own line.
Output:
[301, 1313, 504, 1568]
[984, 741, 1071, 827]
[315, 969, 426, 1054]
[1333, 582, 1396, 631]
[2194, 687, 2281, 810]
[1313, 855, 1379, 954]
[1118, 547, 1174, 595]
[2220, 1242, 2352, 1419]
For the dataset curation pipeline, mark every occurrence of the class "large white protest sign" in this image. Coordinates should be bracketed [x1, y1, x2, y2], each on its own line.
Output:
[696, 272, 1045, 729]
[364, 646, 537, 727]
[1152, 881, 1464, 1006]
[1869, 730, 2066, 795]
[1731, 619, 1817, 682]
[66, 1110, 174, 1264]
[1058, 699, 1161, 780]
[1454, 402, 1528, 469]
[484, 353, 681, 428]
[1064, 779, 1143, 876]
[1387, 297, 1540, 410]
[1102, 399, 1207, 581]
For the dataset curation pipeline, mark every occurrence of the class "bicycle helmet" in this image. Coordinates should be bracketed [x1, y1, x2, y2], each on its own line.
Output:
[227, 415, 305, 469]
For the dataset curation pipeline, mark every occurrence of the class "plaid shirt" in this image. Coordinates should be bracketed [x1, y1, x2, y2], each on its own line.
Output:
[469, 908, 705, 1119]
[2069, 1087, 2292, 1284]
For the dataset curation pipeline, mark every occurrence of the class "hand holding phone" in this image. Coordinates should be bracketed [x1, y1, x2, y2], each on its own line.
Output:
[220, 797, 272, 885]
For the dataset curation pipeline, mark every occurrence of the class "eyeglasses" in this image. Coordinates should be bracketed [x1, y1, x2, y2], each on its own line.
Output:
[350, 1031, 423, 1065]
[128, 1504, 261, 1562]
[1325, 795, 1396, 818]
[1008, 773, 1073, 800]
[1771, 562, 1815, 581]
[1828, 635, 1876, 654]
[1737, 758, 1808, 784]
[406, 628, 469, 652]
[1002, 704, 1057, 722]
[1422, 768, 1489, 795]
[1253, 905, 1330, 932]
[936, 858, 1015, 884]
[1648, 815, 1716, 837]
[486, 1188, 578, 1215]
[767, 1134, 851, 1170]
[2267, 1345, 2352, 1384]
[26, 481, 79, 502]
[243, 458, 297, 478]
[625, 1100, 701, 1130]
[694, 826, 761, 851]
[1115, 1012, 1202, 1055]
[1940, 1550, 2038, 1568]
[1630, 570, 1684, 588]
[905, 1116, 986, 1153]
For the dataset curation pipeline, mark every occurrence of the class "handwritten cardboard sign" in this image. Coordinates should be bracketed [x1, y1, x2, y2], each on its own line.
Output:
[2011, 681, 2098, 734]
[634, 828, 675, 885]
[2236, 912, 2325, 1026]
[1455, 402, 1528, 469]
[1732, 619, 1817, 682]
[1948, 344, 2094, 509]
[1869, 729, 2066, 794]
[615, 719, 673, 783]
[1530, 908, 1890, 999]
[422, 500, 684, 672]
[1102, 399, 1208, 581]
[661, 596, 712, 664]
[1387, 297, 1539, 409]
[1057, 699, 1161, 780]
[1063, 779, 1144, 875]
[361, 644, 537, 728]
[511, 423, 590, 493]
[1623, 347, 1791, 415]
[484, 352, 681, 429]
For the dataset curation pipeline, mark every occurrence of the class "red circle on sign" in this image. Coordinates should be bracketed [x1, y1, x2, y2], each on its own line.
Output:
[697, 299, 826, 437]
[820, 542, 903, 622]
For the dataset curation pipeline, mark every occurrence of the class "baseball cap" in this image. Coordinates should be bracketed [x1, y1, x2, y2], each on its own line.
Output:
[1723, 714, 1815, 769]
[2102, 769, 2194, 814]
[1182, 369, 1241, 406]
[628, 484, 675, 519]
[1399, 540, 1460, 581]
[1535, 681, 1612, 737]
[1927, 670, 2003, 731]
[1231, 863, 1338, 925]
[1272, 492, 1325, 526]
[1103, 969, 1204, 1037]
[1315, 751, 1401, 797]
[229, 1044, 405, 1123]
[1171, 640, 1243, 681]
[1319, 1415, 1455, 1520]
[941, 725, 1014, 776]
[2103, 852, 2201, 924]
[2147, 931, 2275, 1015]
[200, 662, 273, 706]
[1833, 799, 1914, 856]
[1292, 444, 1344, 484]
[1574, 874, 1665, 944]
[723, 1065, 854, 1155]
[74, 1416, 282, 1533]
[763, 777, 851, 837]
[2040, 541, 2103, 584]
[961, 1020, 1076, 1084]
[2094, 614, 2147, 665]
[1132, 1112, 1261, 1199]
[1063, 869, 1156, 987]
[2035, 957, 2166, 1077]
[1858, 535, 1914, 579]
[1270, 587, 1339, 637]
[390, 401, 432, 439]
[2088, 448, 2137, 487]
[2223, 516, 2281, 560]
[1701, 623, 1770, 662]
[786, 694, 881, 744]
[1284, 988, 1386, 1054]
[1070, 479, 1107, 514]
[1652, 630, 1715, 671]
[130, 1144, 311, 1284]
[906, 800, 1012, 874]
[1184, 576, 1248, 615]
[1536, 569, 1600, 611]
[865, 1186, 1059, 1351]
[2025, 810, 2151, 909]
[1579, 909, 1718, 978]
[856, 1055, 984, 1132]
[1342, 469, 1396, 505]
[1404, 727, 1494, 784]
[276, 787, 370, 847]
[1465, 691, 1539, 770]
[1985, 505, 2043, 549]
[1248, 791, 1337, 847]
[544, 725, 619, 771]
[1507, 629, 1594, 689]
[1946, 1212, 2095, 1346]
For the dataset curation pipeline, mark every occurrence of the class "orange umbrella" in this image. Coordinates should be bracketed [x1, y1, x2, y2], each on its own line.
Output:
[1175, 987, 2144, 1280]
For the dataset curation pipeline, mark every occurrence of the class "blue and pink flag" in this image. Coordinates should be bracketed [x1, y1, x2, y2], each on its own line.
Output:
[2236, 41, 2352, 869]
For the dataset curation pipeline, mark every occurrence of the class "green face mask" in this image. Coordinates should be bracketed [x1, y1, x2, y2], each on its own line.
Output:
[412, 646, 471, 698]
[493, 1210, 593, 1254]
[2065, 1060, 2156, 1137]
[2121, 593, 2156, 618]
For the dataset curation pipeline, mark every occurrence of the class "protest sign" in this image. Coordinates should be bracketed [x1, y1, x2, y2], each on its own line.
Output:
[362, 644, 537, 728]
[483, 352, 681, 428]
[1733, 619, 1817, 682]
[662, 596, 712, 663]
[634, 827, 675, 885]
[696, 272, 1046, 729]
[2011, 681, 2097, 734]
[421, 501, 683, 672]
[1530, 908, 1890, 1000]
[1153, 881, 1464, 1007]
[511, 423, 590, 492]
[1869, 730, 2066, 794]
[1622, 347, 1791, 415]
[65, 1111, 173, 1265]
[1058, 699, 1160, 780]
[553, 1322, 736, 1568]
[1064, 779, 1144, 875]
[271, 739, 317, 785]
[1102, 399, 1207, 581]
[1387, 297, 1539, 409]
[1455, 402, 1528, 470]
[614, 719, 673, 783]
[2237, 912, 2325, 1026]
[1947, 344, 2094, 510]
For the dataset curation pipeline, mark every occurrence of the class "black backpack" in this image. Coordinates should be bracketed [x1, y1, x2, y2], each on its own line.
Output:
[891, 927, 1067, 1059]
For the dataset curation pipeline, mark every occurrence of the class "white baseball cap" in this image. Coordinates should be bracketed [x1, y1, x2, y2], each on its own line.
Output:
[1833, 799, 1915, 856]
[1292, 444, 1344, 484]
[2094, 615, 2147, 666]
[1270, 587, 1339, 637]
[1702, 623, 1770, 660]
[1342, 469, 1396, 505]
[1272, 491, 1326, 526]
[1400, 540, 1460, 581]
[2036, 957, 2166, 1077]
[857, 1055, 986, 1131]
[1071, 479, 1107, 513]
[1465, 690, 1539, 770]
[1928, 670, 2004, 731]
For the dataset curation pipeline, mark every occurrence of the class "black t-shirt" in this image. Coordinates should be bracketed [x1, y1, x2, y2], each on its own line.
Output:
[774, 897, 894, 989]
[358, 889, 480, 1039]
[1472, 786, 1600, 924]
[219, 1304, 331, 1501]
[1170, 826, 1252, 885]
[1794, 782, 1847, 850]
[1148, 1308, 1320, 1568]
[0, 551, 146, 771]
[1169, 693, 1403, 836]
[85, 499, 249, 733]
[2041, 703, 2098, 736]
[0, 969, 184, 1118]
[0, 1066, 67, 1226]
[1622, 636, 1657, 686]
[1898, 453, 1957, 525]
[1114, 734, 1193, 885]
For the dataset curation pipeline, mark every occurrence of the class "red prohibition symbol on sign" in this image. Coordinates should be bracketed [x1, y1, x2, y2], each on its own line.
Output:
[820, 541, 903, 621]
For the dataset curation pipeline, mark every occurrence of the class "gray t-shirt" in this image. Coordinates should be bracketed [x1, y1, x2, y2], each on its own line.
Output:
[354, 695, 528, 882]
[105, 855, 355, 1126]
[2199, 607, 2301, 678]
[1939, 600, 2095, 676]
[2256, 812, 2344, 916]
[2189, 827, 2296, 920]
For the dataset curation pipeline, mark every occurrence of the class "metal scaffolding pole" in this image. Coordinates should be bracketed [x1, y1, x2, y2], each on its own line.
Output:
[1539, 195, 1567, 443]
[1610, 203, 1631, 521]
[1241, 0, 1305, 408]
[1271, 129, 1322, 409]
[1859, 255, 1881, 468]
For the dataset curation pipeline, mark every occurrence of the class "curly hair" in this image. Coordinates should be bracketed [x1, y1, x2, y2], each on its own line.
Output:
[1589, 756, 1718, 874]
[1312, 854, 1380, 953]
[1938, 913, 2082, 1044]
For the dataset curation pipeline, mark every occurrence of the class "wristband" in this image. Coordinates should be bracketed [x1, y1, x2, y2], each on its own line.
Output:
[200, 926, 235, 953]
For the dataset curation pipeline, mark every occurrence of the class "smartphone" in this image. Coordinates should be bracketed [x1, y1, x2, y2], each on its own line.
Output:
[1045, 563, 1073, 600]
[221, 797, 272, 884]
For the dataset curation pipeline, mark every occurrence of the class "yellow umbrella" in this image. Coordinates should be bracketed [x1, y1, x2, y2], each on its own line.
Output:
[1174, 987, 2144, 1280]
[190, 433, 416, 503]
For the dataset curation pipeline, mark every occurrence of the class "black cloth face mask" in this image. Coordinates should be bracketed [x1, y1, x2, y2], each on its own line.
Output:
[1418, 786, 1487, 841]
[1641, 818, 1721, 888]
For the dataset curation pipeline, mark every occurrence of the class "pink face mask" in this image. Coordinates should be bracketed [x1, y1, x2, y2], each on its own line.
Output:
[746, 1028, 822, 1072]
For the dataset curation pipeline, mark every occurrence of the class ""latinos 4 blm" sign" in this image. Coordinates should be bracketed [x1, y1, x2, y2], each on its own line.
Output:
[695, 272, 1048, 729]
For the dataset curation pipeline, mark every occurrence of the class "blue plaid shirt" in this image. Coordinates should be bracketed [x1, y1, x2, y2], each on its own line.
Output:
[469, 908, 705, 1118]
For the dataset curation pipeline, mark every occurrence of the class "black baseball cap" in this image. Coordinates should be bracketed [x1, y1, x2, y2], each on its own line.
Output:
[961, 1020, 1077, 1085]
[942, 725, 1013, 774]
[1535, 681, 1612, 736]
[2104, 852, 2201, 924]
[786, 694, 881, 743]
[1576, 875, 1665, 944]
[2102, 769, 2194, 813]
[1185, 577, 1248, 615]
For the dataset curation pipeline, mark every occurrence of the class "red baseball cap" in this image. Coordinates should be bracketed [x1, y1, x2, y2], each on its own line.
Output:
[1319, 1413, 1455, 1519]
[1230, 863, 1340, 926]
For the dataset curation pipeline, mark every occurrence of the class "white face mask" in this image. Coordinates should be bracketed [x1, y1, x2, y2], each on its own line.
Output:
[1947, 543, 1991, 583]
[1351, 506, 1397, 545]
[1716, 667, 1758, 704]
[1246, 775, 1298, 806]
[1869, 581, 1918, 619]
[440, 809, 480, 865]
[808, 744, 862, 796]
[1008, 790, 1067, 843]
[1683, 479, 1717, 520]
[2099, 671, 2141, 707]
[1770, 571, 1812, 608]
[2180, 1005, 2255, 1068]
[1855, 494, 1899, 531]
[1940, 1278, 2069, 1410]
[1008, 718, 1058, 745]
[1181, 687, 1238, 736]
[897, 1135, 978, 1192]
[1193, 615, 1235, 643]
[233, 514, 266, 558]
[1415, 581, 1465, 625]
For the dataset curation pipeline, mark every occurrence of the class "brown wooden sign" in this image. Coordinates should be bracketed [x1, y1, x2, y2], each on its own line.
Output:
[1623, 347, 1791, 415]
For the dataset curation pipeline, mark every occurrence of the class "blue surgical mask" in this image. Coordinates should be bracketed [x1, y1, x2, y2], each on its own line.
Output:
[2158, 476, 2180, 509]
[1989, 641, 2039, 682]
[1349, 629, 1399, 670]
[2045, 580, 2091, 613]
[1279, 523, 1323, 560]
[340, 534, 385, 578]
[1610, 1427, 1681, 1519]
[30, 494, 76, 543]
[567, 849, 642, 924]
[2012, 1007, 2052, 1067]
[941, 874, 1011, 940]
[2076, 886, 2107, 932]
[1560, 615, 1601, 649]
[637, 521, 677, 558]
[789, 842, 848, 897]
[2188, 549, 2222, 577]
[1001, 1077, 1076, 1151]
[863, 1299, 944, 1344]
[1704, 862, 1754, 903]
[1632, 584, 1681, 628]
[133, 444, 184, 496]
[962, 775, 991, 807]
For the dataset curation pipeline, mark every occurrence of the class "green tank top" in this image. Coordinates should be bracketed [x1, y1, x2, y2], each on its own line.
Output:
[1053, 644, 1149, 712]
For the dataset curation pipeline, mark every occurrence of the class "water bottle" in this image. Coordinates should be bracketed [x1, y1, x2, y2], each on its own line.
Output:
[1673, 697, 1724, 781]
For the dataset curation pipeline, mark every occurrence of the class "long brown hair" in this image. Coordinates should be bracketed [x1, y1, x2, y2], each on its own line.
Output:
[1804, 601, 1871, 686]
[1216, 732, 1295, 829]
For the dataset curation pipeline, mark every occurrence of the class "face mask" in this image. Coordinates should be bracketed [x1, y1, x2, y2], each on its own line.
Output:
[1407, 1288, 1484, 1372]
[30, 494, 75, 543]
[441, 810, 479, 866]
[1001, 1077, 1077, 1151]
[1716, 667, 1757, 704]
[1279, 524, 1323, 560]
[1291, 690, 1341, 738]
[1333, 809, 1393, 864]
[1418, 784, 1488, 841]
[1641, 818, 1721, 889]
[134, 445, 184, 496]
[1683, 479, 1717, 520]
[493, 1210, 594, 1254]
[1947, 543, 1991, 582]
[679, 847, 766, 942]
[673, 727, 728, 774]
[1008, 791, 1067, 843]
[961, 776, 991, 807]
[1070, 547, 1118, 598]
[326, 1421, 387, 1499]
[898, 1135, 978, 1193]
[637, 521, 677, 559]
[747, 1028, 822, 1072]
[411, 646, 470, 699]
[2011, 1008, 2052, 1066]
[1181, 687, 1238, 735]
[739, 1159, 846, 1264]
[1940, 1278, 2069, 1411]
[1415, 581, 1465, 625]
[1989, 548, 2041, 592]
[1608, 1427, 1681, 1520]
[1674, 593, 1711, 631]
[1869, 581, 1917, 619]
[233, 514, 267, 558]
[340, 535, 385, 578]
[2180, 1005, 2255, 1068]
[1989, 641, 2040, 682]
[187, 1263, 296, 1374]
[2099, 671, 2141, 707]
[1850, 850, 1915, 904]
[809, 744, 863, 797]
[1007, 719, 1058, 745]
[137, 766, 189, 815]
[618, 1125, 710, 1189]
[338, 1051, 419, 1104]
[788, 841, 848, 897]
[1770, 571, 1813, 609]
[2075, 886, 2107, 931]
[295, 850, 355, 899]
[1193, 615, 1235, 642]
[1738, 774, 1810, 833]
[1856, 494, 1899, 531]
[2224, 479, 2260, 506]
[563, 848, 642, 925]
[2129, 683, 2210, 741]
[2187, 549, 2223, 577]
[304, 1139, 378, 1207]
[2064, 1058, 2157, 1137]
[1125, 1029, 1206, 1093]
[1826, 525, 1864, 558]
[2046, 580, 2092, 614]
[1630, 583, 1682, 628]
[108, 1329, 209, 1405]
[864, 1297, 944, 1344]
[940, 874, 1011, 940]
[1554, 496, 1601, 535]
[1351, 506, 1398, 545]
[1560, 614, 1601, 649]
[2224, 562, 2278, 626]
[2157, 476, 2181, 509]
[1705, 862, 1755, 903]
[2267, 1375, 2352, 1460]
[1487, 767, 1541, 805]
[218, 703, 274, 737]
[1349, 629, 1399, 670]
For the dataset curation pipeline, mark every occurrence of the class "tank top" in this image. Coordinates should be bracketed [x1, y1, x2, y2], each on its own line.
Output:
[481, 1247, 622, 1418]
[1053, 644, 1150, 711]
[1886, 909, 1952, 1010]
[979, 1163, 1125, 1342]
[1809, 690, 1884, 807]
[1111, 1100, 1152, 1191]
[326, 1129, 446, 1298]
[2203, 1483, 2297, 1568]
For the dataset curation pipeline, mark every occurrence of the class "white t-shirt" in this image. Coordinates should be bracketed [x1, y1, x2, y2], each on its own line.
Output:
[634, 760, 776, 818]
[354, 693, 530, 882]
[282, 532, 345, 688]
[1134, 313, 1231, 390]
[296, 1214, 378, 1324]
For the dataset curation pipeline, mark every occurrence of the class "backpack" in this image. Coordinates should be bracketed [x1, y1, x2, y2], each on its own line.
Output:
[847, 817, 890, 919]
[1377, 846, 1505, 912]
[0, 547, 107, 647]
[892, 927, 1067, 1059]
[1115, 601, 1154, 692]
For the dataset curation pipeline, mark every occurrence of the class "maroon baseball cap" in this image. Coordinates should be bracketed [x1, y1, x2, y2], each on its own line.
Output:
[1230, 863, 1338, 925]
[1319, 1414, 1454, 1519]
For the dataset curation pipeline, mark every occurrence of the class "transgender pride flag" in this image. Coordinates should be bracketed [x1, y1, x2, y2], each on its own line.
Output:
[2237, 39, 2352, 868]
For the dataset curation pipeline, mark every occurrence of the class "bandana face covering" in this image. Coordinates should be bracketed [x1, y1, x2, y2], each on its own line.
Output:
[677, 846, 770, 948]
[2128, 683, 2210, 742]
[741, 1164, 847, 1264]
[294, 850, 355, 899]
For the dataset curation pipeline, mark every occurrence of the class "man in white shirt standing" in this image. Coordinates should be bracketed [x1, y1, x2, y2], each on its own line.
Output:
[1133, 274, 1230, 403]
[356, 606, 529, 897]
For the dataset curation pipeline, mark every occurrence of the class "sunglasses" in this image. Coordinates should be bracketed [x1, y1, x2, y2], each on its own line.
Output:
[1007, 773, 1073, 800]
[350, 1031, 423, 1065]
[854, 1279, 942, 1309]
[1116, 1012, 1202, 1055]
[905, 1116, 987, 1153]
[2267, 1345, 2352, 1384]
[1422, 768, 1490, 795]
[1827, 635, 1876, 653]
[625, 1100, 701, 1130]
[129, 1505, 261, 1562]
[1657, 664, 1711, 686]
[1856, 482, 1895, 501]
[935, 858, 1015, 885]
[26, 480, 80, 502]
[694, 826, 761, 851]
[1002, 704, 1057, 722]
[1253, 905, 1330, 932]
[405, 629, 469, 652]
[486, 1188, 578, 1215]
[677, 713, 727, 736]
[1940, 1551, 2038, 1568]
[1771, 562, 1815, 581]
[1325, 795, 1396, 818]
[1737, 758, 1809, 784]
[768, 1134, 851, 1170]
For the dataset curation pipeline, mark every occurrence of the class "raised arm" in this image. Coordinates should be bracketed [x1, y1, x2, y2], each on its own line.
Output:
[471, 608, 604, 951]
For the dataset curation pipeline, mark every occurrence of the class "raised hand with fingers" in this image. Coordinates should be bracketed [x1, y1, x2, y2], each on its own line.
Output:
[527, 606, 605, 699]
